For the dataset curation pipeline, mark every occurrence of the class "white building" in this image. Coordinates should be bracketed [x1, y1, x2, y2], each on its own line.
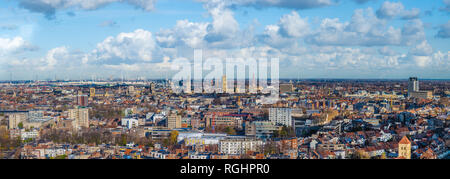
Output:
[68, 108, 89, 129]
[21, 130, 39, 140]
[178, 132, 227, 146]
[269, 108, 292, 127]
[219, 138, 263, 155]
[121, 118, 139, 129]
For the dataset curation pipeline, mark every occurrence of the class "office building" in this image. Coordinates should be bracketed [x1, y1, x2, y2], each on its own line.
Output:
[408, 77, 419, 96]
[269, 108, 292, 127]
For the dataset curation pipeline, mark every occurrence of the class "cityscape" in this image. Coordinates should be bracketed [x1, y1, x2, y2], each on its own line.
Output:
[0, 0, 449, 162]
[0, 77, 448, 159]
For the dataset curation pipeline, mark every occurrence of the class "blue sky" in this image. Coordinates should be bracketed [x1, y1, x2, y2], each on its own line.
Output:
[0, 0, 449, 80]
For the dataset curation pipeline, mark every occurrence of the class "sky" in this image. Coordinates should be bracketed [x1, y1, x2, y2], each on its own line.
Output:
[0, 0, 449, 80]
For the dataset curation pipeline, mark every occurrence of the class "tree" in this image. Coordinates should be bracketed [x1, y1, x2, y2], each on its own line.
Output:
[274, 126, 295, 138]
[119, 134, 127, 146]
[54, 155, 67, 159]
[224, 126, 237, 135]
[263, 140, 278, 155]
[18, 122, 23, 129]
[170, 130, 179, 145]
[381, 152, 387, 159]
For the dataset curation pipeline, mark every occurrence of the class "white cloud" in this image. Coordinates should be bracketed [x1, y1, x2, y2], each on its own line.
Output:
[196, 0, 333, 10]
[259, 11, 309, 48]
[412, 56, 432, 68]
[155, 2, 253, 49]
[379, 46, 398, 56]
[278, 11, 310, 38]
[86, 29, 157, 64]
[0, 36, 37, 55]
[376, 1, 420, 20]
[306, 8, 403, 46]
[305, 8, 425, 47]
[156, 20, 209, 48]
[410, 41, 433, 56]
[204, 5, 240, 44]
[18, 0, 157, 19]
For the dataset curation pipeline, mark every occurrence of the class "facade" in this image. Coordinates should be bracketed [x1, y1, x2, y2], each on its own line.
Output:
[122, 118, 139, 129]
[253, 121, 281, 139]
[68, 108, 89, 129]
[21, 130, 39, 140]
[89, 88, 96, 98]
[398, 136, 411, 159]
[408, 77, 419, 94]
[222, 75, 227, 93]
[409, 91, 433, 99]
[76, 95, 89, 107]
[8, 112, 27, 129]
[206, 115, 243, 129]
[177, 132, 227, 146]
[269, 108, 292, 127]
[167, 113, 181, 129]
[279, 83, 293, 94]
[219, 138, 263, 155]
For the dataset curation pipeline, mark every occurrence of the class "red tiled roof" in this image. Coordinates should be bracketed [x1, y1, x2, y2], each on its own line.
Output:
[399, 136, 411, 145]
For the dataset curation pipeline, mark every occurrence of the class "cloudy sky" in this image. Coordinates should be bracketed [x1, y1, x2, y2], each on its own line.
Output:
[0, 0, 449, 80]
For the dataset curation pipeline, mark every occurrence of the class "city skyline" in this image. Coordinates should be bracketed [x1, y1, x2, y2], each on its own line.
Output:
[0, 0, 450, 80]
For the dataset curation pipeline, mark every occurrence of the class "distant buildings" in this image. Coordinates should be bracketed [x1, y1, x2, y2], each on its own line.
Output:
[269, 108, 292, 127]
[1, 78, 448, 159]
[279, 83, 293, 94]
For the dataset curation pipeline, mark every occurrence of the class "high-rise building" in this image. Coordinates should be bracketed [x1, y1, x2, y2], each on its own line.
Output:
[408, 77, 419, 96]
[150, 83, 155, 94]
[167, 113, 181, 129]
[398, 136, 411, 159]
[269, 108, 292, 127]
[184, 78, 191, 94]
[76, 95, 88, 107]
[222, 75, 227, 93]
[128, 86, 135, 95]
[68, 108, 89, 129]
